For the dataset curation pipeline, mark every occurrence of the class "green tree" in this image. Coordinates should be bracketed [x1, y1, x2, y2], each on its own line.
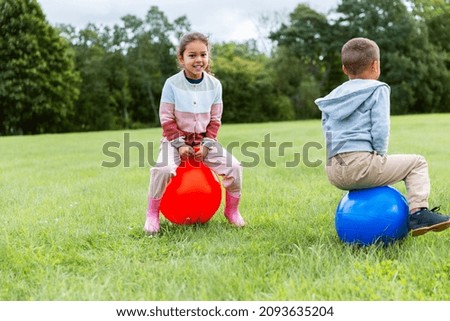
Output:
[410, 0, 450, 111]
[334, 0, 449, 113]
[58, 6, 188, 130]
[121, 7, 189, 126]
[269, 4, 342, 118]
[214, 41, 295, 123]
[411, 0, 450, 52]
[270, 0, 449, 116]
[0, 0, 79, 134]
[69, 24, 120, 131]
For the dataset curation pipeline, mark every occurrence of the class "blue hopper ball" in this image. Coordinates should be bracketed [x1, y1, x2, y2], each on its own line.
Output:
[335, 186, 409, 246]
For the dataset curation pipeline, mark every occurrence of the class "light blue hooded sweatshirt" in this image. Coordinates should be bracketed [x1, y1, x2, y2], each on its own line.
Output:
[315, 79, 391, 159]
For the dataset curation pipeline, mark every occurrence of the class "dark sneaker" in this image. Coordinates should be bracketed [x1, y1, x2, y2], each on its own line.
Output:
[408, 207, 450, 236]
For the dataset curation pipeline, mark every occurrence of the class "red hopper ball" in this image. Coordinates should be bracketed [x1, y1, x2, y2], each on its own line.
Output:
[160, 157, 222, 225]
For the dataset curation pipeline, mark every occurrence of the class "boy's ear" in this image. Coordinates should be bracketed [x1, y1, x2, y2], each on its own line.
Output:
[371, 60, 378, 71]
[342, 65, 350, 76]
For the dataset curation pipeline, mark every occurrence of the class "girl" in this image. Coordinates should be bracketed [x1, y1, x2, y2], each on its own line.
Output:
[144, 32, 245, 234]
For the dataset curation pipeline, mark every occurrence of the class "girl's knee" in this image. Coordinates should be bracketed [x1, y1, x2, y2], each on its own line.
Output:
[151, 165, 174, 178]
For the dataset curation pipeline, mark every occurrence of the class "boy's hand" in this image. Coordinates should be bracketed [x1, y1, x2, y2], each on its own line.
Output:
[178, 146, 194, 159]
[194, 145, 208, 160]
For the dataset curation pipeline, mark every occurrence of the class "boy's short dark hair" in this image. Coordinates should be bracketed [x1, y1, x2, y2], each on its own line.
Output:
[341, 38, 380, 76]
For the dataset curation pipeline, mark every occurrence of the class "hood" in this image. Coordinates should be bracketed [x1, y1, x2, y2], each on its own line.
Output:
[315, 79, 389, 120]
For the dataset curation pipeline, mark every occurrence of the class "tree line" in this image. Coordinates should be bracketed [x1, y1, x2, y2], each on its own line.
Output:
[0, 0, 448, 135]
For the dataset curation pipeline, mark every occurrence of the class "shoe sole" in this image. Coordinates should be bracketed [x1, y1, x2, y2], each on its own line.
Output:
[411, 220, 450, 237]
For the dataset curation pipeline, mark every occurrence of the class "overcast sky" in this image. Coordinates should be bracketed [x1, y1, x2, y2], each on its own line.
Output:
[38, 0, 340, 43]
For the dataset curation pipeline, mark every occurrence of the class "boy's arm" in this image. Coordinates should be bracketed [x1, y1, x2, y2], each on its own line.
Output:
[370, 85, 390, 155]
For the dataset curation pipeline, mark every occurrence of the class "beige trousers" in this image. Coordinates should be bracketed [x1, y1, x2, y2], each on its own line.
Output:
[326, 152, 430, 211]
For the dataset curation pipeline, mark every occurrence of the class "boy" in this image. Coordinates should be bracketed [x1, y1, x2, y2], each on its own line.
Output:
[314, 37, 450, 237]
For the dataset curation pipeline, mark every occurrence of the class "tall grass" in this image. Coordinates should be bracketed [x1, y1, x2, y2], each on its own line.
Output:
[0, 114, 449, 300]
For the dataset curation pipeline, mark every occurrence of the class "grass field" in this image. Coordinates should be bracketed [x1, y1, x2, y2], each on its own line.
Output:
[0, 114, 449, 300]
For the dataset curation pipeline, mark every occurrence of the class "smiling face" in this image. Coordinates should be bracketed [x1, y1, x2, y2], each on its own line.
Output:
[178, 40, 209, 80]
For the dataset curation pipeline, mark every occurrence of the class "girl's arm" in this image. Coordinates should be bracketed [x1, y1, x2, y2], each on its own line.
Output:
[160, 81, 186, 148]
[202, 102, 222, 150]
[160, 102, 186, 148]
[205, 102, 222, 139]
[203, 81, 223, 149]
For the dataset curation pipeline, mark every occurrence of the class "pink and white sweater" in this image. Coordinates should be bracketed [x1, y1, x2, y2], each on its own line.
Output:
[159, 71, 223, 148]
